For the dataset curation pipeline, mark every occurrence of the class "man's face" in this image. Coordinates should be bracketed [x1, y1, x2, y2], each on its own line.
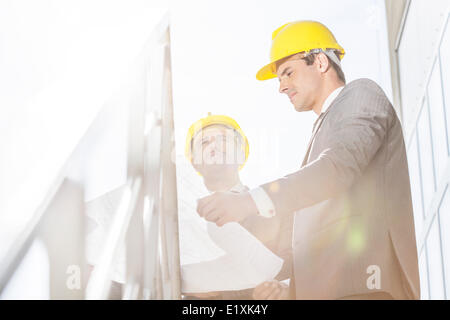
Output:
[191, 125, 245, 177]
[276, 54, 323, 112]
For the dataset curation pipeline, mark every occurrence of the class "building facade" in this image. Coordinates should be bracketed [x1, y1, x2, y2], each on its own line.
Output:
[386, 0, 450, 300]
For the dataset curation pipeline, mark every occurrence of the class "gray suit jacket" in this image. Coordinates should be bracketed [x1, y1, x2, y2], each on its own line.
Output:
[261, 78, 420, 299]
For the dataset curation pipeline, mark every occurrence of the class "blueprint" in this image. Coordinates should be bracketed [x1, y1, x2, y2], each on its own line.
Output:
[176, 171, 283, 293]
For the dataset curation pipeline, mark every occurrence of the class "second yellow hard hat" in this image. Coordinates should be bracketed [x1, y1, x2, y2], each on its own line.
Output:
[256, 20, 345, 81]
[185, 113, 249, 170]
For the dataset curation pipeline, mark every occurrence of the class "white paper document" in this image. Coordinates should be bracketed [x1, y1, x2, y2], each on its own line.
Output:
[179, 216, 284, 293]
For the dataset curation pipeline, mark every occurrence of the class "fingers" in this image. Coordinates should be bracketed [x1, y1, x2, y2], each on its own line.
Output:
[197, 193, 229, 226]
[187, 291, 220, 298]
[253, 281, 280, 300]
[252, 283, 264, 299]
[215, 215, 228, 227]
[205, 210, 229, 227]
[204, 208, 222, 223]
[201, 199, 220, 220]
[197, 193, 217, 217]
[197, 192, 236, 227]
[258, 287, 276, 299]
[198, 201, 226, 226]
[266, 287, 282, 300]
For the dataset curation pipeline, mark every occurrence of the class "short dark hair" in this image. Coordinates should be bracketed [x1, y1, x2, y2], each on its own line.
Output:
[302, 51, 346, 84]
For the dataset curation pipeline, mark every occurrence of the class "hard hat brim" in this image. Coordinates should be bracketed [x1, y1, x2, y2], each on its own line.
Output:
[256, 62, 277, 81]
[256, 48, 345, 81]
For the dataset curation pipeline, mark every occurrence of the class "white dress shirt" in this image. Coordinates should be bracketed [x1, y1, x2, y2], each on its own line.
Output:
[249, 86, 345, 218]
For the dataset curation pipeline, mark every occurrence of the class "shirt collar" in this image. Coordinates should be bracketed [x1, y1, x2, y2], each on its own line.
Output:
[229, 181, 248, 193]
[320, 86, 344, 116]
[206, 181, 248, 194]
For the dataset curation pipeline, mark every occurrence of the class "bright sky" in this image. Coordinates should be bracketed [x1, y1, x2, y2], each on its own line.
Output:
[169, 0, 392, 189]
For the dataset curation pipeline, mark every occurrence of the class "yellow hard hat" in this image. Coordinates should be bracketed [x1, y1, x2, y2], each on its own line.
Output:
[256, 20, 345, 80]
[185, 113, 249, 170]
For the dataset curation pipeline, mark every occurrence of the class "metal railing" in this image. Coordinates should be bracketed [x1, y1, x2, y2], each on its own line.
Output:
[0, 14, 181, 300]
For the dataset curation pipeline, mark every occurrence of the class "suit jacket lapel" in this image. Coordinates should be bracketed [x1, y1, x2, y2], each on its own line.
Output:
[301, 100, 338, 167]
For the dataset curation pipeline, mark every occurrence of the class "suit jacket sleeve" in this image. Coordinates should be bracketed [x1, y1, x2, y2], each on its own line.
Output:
[261, 81, 395, 216]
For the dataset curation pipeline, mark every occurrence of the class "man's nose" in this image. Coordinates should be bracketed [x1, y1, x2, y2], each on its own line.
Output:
[203, 138, 217, 152]
[279, 80, 289, 94]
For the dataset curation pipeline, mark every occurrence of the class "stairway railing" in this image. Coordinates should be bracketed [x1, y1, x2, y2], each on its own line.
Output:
[0, 13, 181, 300]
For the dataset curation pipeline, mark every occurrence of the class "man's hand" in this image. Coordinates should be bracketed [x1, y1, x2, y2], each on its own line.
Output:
[185, 291, 221, 299]
[197, 191, 258, 226]
[252, 280, 291, 300]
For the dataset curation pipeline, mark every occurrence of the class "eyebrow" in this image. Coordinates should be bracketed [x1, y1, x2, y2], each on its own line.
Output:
[193, 136, 209, 145]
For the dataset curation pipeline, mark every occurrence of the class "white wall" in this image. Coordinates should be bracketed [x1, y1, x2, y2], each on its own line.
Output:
[399, 1, 450, 300]
[398, 0, 450, 136]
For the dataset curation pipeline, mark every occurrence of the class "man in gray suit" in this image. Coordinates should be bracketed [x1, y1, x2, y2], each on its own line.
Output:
[196, 20, 420, 300]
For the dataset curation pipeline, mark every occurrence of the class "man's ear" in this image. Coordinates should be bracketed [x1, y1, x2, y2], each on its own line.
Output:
[316, 52, 330, 73]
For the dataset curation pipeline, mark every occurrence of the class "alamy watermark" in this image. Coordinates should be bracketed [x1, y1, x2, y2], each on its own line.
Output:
[66, 265, 81, 290]
[366, 265, 381, 290]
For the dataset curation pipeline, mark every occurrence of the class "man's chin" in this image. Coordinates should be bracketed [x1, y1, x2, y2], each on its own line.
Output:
[293, 104, 311, 112]
[200, 164, 239, 176]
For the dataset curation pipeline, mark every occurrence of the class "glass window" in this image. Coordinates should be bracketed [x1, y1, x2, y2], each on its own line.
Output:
[427, 58, 448, 184]
[439, 186, 450, 298]
[426, 214, 446, 299]
[419, 249, 430, 300]
[417, 101, 436, 214]
[407, 131, 424, 246]
[441, 19, 450, 147]
[398, 1, 449, 127]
